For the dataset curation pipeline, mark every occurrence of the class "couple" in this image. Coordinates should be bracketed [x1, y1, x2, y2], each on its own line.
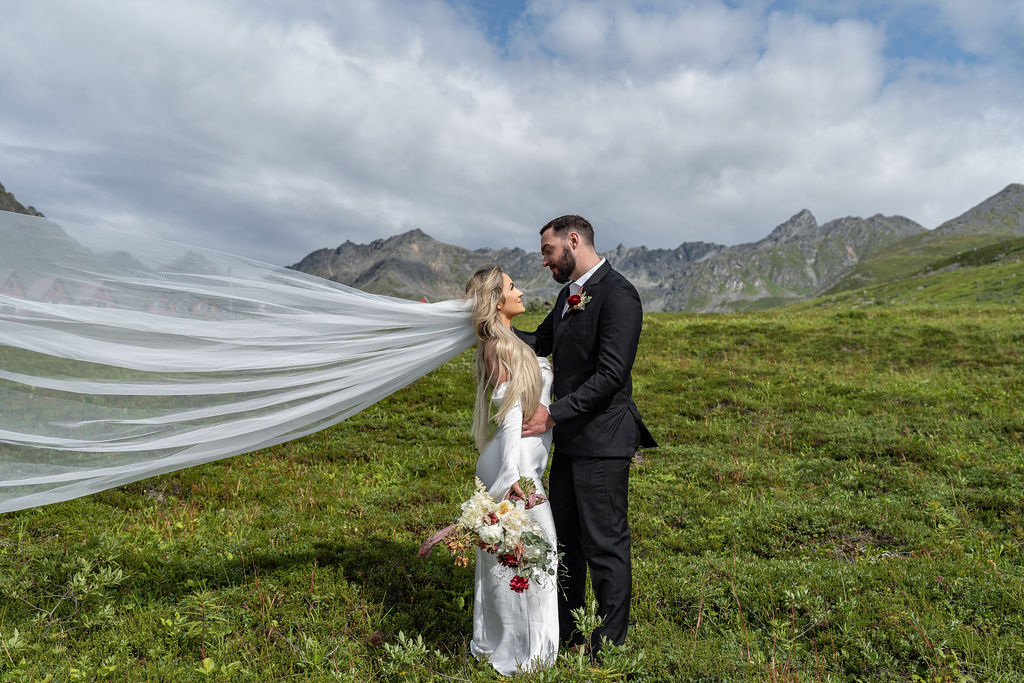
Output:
[463, 215, 657, 675]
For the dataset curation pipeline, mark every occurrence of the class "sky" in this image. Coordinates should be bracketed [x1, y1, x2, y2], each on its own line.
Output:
[1, 0, 1023, 264]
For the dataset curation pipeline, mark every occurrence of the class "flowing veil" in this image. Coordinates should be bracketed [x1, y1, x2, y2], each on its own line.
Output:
[0, 210, 475, 512]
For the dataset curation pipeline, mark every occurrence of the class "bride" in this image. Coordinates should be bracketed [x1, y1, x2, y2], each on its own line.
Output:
[464, 265, 558, 675]
[0, 212, 559, 672]
[0, 212, 559, 668]
[0, 214, 560, 674]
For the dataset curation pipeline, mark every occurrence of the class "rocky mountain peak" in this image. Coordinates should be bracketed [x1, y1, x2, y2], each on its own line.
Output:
[368, 228, 434, 250]
[606, 243, 641, 259]
[763, 209, 817, 244]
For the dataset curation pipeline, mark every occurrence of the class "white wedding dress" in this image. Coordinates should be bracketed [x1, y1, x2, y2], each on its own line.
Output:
[471, 356, 558, 675]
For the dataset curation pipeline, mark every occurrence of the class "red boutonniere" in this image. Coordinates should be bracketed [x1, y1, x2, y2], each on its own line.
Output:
[566, 289, 592, 312]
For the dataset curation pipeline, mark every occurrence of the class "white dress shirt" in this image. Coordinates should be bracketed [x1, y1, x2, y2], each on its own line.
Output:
[562, 258, 606, 317]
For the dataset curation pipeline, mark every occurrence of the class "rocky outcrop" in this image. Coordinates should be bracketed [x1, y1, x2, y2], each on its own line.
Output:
[933, 183, 1024, 236]
[0, 182, 43, 217]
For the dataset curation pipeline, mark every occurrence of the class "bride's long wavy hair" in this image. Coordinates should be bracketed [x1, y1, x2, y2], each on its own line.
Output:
[465, 265, 542, 450]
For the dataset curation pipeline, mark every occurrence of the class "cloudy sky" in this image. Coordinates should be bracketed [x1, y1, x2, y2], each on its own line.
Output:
[2, 0, 1023, 263]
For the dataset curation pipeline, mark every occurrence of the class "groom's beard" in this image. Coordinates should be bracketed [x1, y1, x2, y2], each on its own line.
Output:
[550, 249, 576, 284]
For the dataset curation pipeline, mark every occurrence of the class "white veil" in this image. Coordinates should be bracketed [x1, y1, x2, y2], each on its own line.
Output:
[0, 210, 475, 512]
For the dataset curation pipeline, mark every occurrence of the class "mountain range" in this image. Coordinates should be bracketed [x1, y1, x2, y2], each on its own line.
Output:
[291, 183, 1024, 312]
[3, 179, 1022, 312]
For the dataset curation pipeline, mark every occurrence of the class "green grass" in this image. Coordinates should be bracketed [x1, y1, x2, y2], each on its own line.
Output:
[800, 251, 1024, 310]
[920, 236, 1024, 273]
[718, 295, 802, 313]
[2, 305, 1024, 681]
[824, 231, 1016, 295]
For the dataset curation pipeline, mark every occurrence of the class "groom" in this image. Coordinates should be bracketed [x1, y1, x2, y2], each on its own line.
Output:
[516, 215, 657, 650]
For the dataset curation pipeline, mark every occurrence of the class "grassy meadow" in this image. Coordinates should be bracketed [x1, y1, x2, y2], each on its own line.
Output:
[1, 298, 1023, 681]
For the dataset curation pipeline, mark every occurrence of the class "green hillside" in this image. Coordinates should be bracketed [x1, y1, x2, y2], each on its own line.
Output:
[821, 230, 1013, 295]
[2, 303, 1023, 680]
[922, 234, 1024, 271]
[801, 236, 1024, 311]
[824, 183, 1024, 297]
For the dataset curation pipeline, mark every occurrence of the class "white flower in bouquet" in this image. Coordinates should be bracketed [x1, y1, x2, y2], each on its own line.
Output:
[458, 485, 497, 529]
[478, 523, 503, 546]
[523, 542, 545, 562]
[497, 503, 529, 536]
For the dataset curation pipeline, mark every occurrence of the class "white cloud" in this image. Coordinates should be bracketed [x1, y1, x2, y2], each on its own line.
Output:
[512, 0, 764, 73]
[932, 0, 1024, 60]
[0, 0, 1022, 264]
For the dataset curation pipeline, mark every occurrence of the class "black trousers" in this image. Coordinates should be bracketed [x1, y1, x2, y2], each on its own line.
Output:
[548, 454, 632, 649]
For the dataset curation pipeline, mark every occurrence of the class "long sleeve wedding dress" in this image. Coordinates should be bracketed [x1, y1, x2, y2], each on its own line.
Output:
[470, 356, 558, 675]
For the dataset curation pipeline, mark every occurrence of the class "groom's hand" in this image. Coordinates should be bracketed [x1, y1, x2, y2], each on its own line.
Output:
[521, 403, 554, 437]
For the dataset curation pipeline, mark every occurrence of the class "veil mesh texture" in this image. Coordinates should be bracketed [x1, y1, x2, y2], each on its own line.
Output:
[0, 210, 475, 512]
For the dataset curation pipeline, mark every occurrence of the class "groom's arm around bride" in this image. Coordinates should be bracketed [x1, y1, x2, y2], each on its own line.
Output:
[515, 214, 656, 651]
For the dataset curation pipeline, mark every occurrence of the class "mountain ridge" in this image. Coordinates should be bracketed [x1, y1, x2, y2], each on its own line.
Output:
[934, 183, 1024, 235]
[4, 179, 1022, 313]
[291, 208, 928, 311]
[290, 183, 1024, 312]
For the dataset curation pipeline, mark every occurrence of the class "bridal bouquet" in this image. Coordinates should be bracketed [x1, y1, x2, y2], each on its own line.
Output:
[419, 477, 556, 593]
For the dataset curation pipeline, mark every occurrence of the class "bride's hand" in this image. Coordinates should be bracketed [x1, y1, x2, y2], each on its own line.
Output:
[507, 482, 526, 503]
[507, 482, 546, 509]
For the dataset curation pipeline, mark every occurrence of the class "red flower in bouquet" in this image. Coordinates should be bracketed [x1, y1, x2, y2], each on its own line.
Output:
[509, 575, 529, 593]
[498, 552, 520, 568]
[567, 294, 581, 308]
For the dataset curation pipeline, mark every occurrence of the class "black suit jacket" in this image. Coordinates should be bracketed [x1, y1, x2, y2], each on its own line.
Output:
[516, 261, 657, 458]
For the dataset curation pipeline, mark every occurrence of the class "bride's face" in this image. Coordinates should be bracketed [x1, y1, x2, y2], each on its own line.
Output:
[497, 272, 526, 322]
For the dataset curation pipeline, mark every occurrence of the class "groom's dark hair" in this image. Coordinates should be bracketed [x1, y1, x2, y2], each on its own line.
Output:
[540, 215, 594, 246]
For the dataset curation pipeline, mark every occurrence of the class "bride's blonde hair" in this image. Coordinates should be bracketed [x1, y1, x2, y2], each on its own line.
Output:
[465, 265, 542, 450]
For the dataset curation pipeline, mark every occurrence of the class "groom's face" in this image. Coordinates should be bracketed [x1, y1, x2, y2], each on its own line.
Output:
[541, 231, 576, 284]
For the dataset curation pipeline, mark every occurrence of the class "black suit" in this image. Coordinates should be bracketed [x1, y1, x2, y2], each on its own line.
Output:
[516, 260, 656, 648]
